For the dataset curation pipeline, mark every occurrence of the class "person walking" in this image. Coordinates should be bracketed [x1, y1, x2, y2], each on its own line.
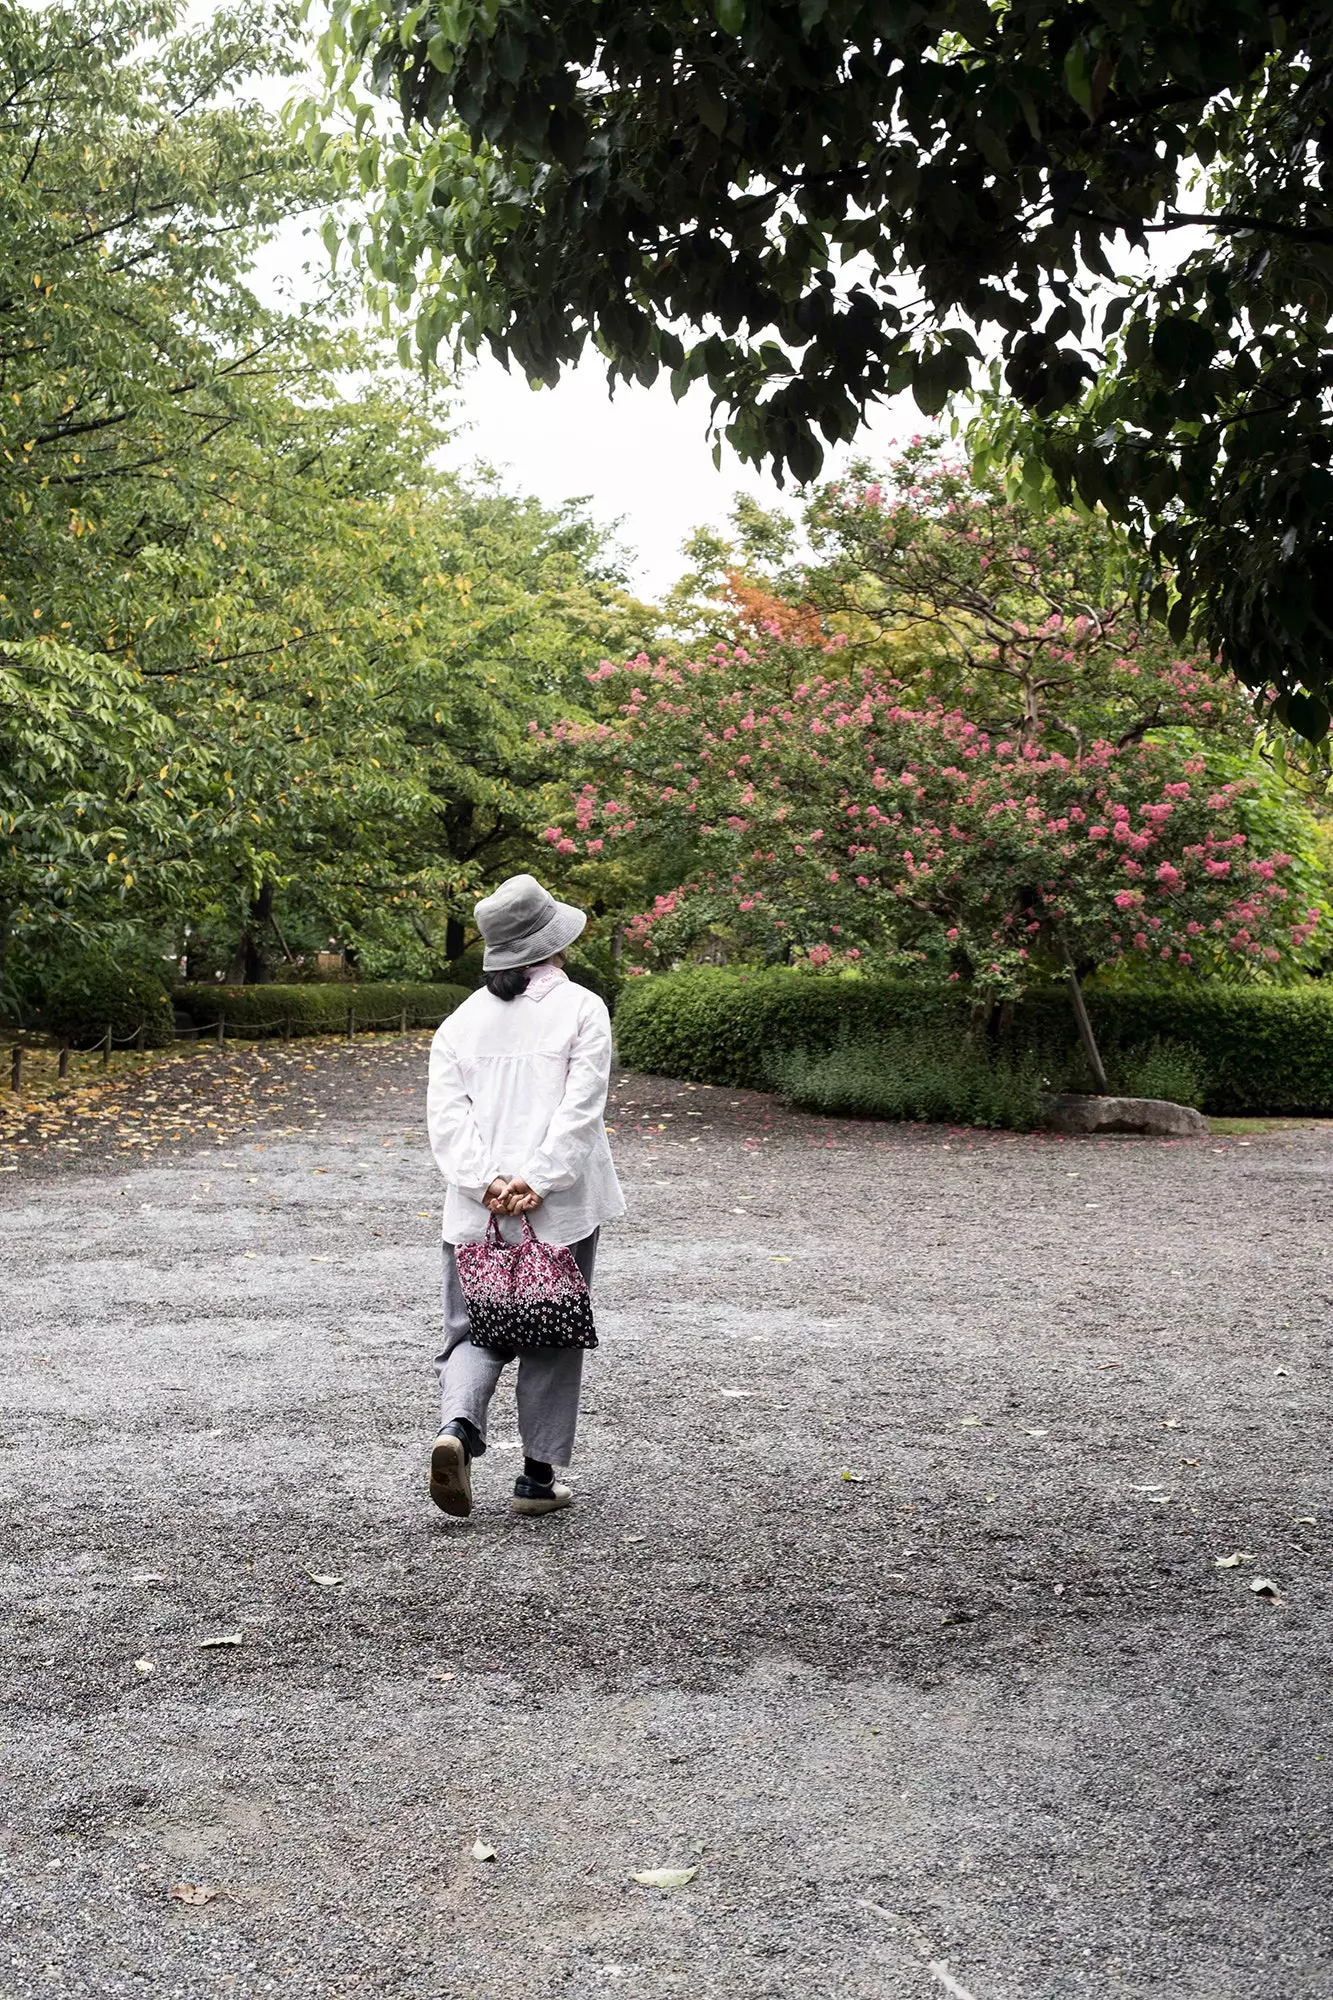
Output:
[426, 873, 624, 1519]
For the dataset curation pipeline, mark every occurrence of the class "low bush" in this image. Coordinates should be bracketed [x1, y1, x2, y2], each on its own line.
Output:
[774, 1031, 1046, 1130]
[1115, 1039, 1208, 1109]
[615, 968, 1333, 1117]
[174, 981, 469, 1038]
[40, 952, 175, 1049]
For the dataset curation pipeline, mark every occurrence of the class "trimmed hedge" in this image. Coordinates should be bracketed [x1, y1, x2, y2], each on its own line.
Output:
[41, 954, 175, 1049]
[174, 981, 469, 1038]
[614, 968, 1333, 1116]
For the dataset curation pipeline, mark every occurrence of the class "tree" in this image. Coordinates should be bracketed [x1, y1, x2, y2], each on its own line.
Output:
[536, 636, 1324, 1015]
[0, 0, 327, 581]
[0, 641, 190, 987]
[0, 1, 653, 984]
[799, 444, 1254, 754]
[310, 0, 1333, 729]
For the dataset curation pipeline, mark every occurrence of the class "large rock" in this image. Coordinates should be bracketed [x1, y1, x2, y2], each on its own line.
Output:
[1039, 1092, 1209, 1138]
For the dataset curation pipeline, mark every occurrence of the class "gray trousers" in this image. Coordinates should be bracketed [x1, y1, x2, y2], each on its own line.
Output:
[435, 1231, 598, 1468]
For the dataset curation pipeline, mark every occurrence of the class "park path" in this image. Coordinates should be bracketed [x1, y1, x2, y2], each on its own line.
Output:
[0, 1038, 1330, 1998]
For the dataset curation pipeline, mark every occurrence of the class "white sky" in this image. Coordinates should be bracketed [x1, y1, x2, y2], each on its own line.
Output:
[253, 217, 926, 599]
[436, 357, 925, 596]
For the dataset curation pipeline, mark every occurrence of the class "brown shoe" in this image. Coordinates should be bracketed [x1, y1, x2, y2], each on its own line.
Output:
[429, 1432, 473, 1517]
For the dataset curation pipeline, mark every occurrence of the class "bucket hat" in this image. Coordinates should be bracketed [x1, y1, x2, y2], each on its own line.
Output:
[474, 873, 587, 971]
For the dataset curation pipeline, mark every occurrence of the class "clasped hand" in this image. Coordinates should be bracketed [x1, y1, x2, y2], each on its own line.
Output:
[484, 1175, 542, 1216]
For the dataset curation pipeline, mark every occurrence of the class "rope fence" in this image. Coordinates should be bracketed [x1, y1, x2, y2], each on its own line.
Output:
[3, 1003, 431, 1092]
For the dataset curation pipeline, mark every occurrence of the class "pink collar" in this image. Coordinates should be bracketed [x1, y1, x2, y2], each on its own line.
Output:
[523, 961, 568, 1003]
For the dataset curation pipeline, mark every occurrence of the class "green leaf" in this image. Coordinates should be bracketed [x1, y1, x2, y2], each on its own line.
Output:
[1063, 41, 1092, 115]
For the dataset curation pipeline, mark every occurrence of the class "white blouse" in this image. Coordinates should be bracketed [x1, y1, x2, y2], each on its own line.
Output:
[426, 967, 626, 1246]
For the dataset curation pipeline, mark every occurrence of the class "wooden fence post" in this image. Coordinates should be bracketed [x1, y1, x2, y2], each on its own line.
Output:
[216, 1014, 225, 1048]
[135, 1024, 146, 1053]
[346, 1005, 355, 1040]
[102, 1026, 112, 1068]
[400, 1005, 408, 1033]
[57, 1047, 69, 1079]
[283, 1016, 291, 1040]
[10, 1046, 21, 1093]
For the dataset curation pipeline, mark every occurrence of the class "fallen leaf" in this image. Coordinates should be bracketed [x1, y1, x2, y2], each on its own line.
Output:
[1250, 1576, 1282, 1601]
[719, 1389, 754, 1399]
[631, 1866, 697, 1888]
[1161, 1420, 1183, 1431]
[471, 1839, 497, 1862]
[1022, 1428, 1048, 1438]
[1274, 1366, 1290, 1378]
[769, 1255, 791, 1263]
[1293, 1515, 1317, 1526]
[133, 1657, 155, 1677]
[198, 1631, 242, 1649]
[839, 1468, 866, 1483]
[428, 1669, 455, 1683]
[958, 1415, 984, 1428]
[305, 1570, 343, 1589]
[169, 1883, 217, 1905]
[1215, 1552, 1256, 1568]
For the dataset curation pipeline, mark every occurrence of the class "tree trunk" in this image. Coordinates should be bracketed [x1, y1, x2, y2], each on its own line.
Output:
[247, 882, 271, 983]
[1065, 964, 1109, 1094]
[229, 881, 275, 985]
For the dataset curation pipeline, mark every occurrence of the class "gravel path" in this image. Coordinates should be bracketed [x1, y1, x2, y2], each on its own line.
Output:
[1, 1040, 1330, 1998]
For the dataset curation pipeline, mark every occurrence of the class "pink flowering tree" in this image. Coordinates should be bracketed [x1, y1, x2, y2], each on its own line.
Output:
[800, 440, 1254, 753]
[536, 639, 1323, 1031]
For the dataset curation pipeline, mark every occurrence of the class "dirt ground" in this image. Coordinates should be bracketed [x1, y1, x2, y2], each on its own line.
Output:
[0, 1036, 1329, 1998]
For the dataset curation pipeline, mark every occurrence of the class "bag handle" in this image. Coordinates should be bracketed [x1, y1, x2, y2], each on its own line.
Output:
[485, 1211, 539, 1245]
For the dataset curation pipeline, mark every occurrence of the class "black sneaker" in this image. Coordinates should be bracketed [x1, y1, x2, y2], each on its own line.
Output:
[429, 1431, 473, 1517]
[511, 1474, 573, 1517]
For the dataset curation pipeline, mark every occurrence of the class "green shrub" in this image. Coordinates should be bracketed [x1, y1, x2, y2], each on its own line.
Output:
[1114, 1038, 1208, 1108]
[615, 967, 1333, 1116]
[174, 981, 468, 1038]
[773, 1031, 1045, 1130]
[41, 952, 175, 1049]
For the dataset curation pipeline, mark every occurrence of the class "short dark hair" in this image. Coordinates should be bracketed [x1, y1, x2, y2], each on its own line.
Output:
[483, 966, 530, 1002]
